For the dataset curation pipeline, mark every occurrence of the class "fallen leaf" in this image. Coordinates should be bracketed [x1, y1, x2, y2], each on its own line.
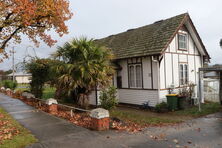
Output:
[173, 139, 179, 144]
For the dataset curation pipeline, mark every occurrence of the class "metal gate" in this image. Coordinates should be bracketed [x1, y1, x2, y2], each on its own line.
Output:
[204, 79, 220, 102]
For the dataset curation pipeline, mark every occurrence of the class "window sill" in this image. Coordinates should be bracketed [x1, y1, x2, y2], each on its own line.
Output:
[129, 87, 143, 89]
[178, 48, 188, 51]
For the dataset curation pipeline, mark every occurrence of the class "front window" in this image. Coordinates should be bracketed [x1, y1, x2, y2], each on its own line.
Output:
[178, 34, 187, 50]
[129, 64, 142, 88]
[179, 64, 188, 85]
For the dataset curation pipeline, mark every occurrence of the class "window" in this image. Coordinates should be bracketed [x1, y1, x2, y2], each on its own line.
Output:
[129, 64, 142, 88]
[117, 76, 122, 88]
[178, 34, 187, 50]
[179, 64, 188, 85]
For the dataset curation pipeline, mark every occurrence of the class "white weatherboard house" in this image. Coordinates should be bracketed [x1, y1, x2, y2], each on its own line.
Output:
[8, 72, 31, 84]
[89, 13, 210, 107]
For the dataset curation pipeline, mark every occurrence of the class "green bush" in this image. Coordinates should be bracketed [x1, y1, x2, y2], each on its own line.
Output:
[99, 86, 118, 110]
[155, 102, 169, 113]
[2, 80, 18, 90]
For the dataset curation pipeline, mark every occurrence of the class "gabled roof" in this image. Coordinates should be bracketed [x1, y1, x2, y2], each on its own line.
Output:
[96, 13, 210, 60]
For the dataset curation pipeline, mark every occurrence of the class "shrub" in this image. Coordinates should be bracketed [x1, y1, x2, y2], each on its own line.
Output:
[155, 102, 169, 113]
[1, 80, 17, 90]
[99, 86, 118, 110]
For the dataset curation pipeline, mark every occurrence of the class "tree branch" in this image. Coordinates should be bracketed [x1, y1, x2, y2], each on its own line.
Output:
[0, 26, 22, 50]
[0, 12, 14, 32]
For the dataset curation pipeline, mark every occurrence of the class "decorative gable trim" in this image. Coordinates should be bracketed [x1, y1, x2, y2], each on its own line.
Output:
[161, 14, 210, 60]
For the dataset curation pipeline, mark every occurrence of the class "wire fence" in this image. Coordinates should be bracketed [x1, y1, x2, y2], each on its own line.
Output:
[29, 96, 90, 113]
[0, 89, 91, 114]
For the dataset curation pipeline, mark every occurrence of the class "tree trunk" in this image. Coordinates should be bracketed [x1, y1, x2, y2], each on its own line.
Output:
[78, 93, 89, 109]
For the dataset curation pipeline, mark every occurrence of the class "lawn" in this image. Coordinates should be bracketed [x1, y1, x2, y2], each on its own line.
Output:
[15, 84, 56, 100]
[110, 102, 222, 126]
[174, 102, 222, 117]
[15, 84, 30, 92]
[110, 107, 184, 126]
[0, 108, 37, 148]
[42, 86, 56, 100]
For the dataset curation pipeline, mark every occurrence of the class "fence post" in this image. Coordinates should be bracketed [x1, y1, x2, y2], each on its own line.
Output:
[46, 98, 58, 115]
[70, 109, 73, 117]
[90, 108, 109, 131]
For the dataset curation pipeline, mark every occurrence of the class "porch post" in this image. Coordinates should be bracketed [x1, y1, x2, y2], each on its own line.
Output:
[198, 69, 202, 112]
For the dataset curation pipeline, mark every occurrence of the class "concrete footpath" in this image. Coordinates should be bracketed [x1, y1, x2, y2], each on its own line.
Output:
[0, 93, 222, 148]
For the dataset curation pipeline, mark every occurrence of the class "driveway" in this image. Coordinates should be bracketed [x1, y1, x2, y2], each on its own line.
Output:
[0, 93, 222, 148]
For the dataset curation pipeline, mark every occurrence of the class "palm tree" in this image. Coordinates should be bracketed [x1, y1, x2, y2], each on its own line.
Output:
[53, 37, 114, 107]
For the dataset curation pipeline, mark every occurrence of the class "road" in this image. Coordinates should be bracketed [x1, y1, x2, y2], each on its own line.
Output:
[0, 93, 221, 148]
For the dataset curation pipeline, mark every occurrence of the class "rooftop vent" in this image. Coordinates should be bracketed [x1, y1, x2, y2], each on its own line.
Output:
[127, 29, 135, 32]
[154, 20, 164, 24]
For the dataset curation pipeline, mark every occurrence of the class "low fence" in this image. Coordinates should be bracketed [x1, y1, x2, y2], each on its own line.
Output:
[0, 87, 110, 131]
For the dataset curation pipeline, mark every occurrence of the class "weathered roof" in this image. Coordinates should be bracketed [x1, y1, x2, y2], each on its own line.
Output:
[8, 72, 31, 76]
[96, 13, 205, 60]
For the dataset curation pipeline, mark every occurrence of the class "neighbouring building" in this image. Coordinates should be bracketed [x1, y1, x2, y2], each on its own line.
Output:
[8, 72, 32, 84]
[90, 13, 210, 107]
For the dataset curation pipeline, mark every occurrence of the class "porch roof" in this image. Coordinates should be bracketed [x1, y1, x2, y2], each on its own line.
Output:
[199, 66, 222, 72]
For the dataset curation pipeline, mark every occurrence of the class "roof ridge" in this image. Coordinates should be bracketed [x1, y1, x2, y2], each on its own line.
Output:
[95, 13, 191, 59]
[97, 13, 188, 40]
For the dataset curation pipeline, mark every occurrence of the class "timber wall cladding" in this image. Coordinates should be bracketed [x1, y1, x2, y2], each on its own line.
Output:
[118, 89, 159, 106]
[159, 30, 202, 100]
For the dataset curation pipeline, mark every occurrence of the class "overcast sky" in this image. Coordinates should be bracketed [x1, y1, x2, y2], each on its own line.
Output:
[1, 0, 222, 70]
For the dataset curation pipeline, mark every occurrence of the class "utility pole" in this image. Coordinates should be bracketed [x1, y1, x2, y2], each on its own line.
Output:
[12, 47, 15, 82]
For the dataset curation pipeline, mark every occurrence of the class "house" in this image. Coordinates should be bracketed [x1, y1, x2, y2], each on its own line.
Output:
[8, 72, 31, 84]
[89, 13, 210, 107]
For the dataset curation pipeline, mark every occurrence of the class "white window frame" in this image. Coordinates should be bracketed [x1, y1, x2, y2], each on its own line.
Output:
[178, 33, 188, 50]
[129, 64, 142, 88]
[179, 64, 188, 85]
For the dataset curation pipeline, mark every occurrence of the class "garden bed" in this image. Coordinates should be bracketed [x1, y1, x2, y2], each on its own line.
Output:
[3, 89, 221, 133]
[10, 93, 146, 132]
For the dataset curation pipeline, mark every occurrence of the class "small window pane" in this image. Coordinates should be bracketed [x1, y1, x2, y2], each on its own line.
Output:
[178, 34, 187, 49]
[136, 65, 142, 87]
[129, 64, 142, 88]
[129, 65, 135, 87]
[179, 64, 188, 85]
[184, 65, 188, 84]
[180, 64, 184, 85]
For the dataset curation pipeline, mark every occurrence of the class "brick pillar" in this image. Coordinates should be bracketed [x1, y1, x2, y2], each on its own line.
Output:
[6, 88, 11, 96]
[46, 98, 58, 115]
[90, 108, 110, 131]
[1, 87, 6, 93]
[48, 104, 58, 114]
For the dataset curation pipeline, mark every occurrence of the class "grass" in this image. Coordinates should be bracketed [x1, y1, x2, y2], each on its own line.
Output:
[110, 102, 222, 126]
[0, 108, 37, 148]
[174, 102, 222, 117]
[15, 84, 30, 92]
[42, 86, 56, 100]
[15, 84, 56, 100]
[110, 108, 183, 125]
